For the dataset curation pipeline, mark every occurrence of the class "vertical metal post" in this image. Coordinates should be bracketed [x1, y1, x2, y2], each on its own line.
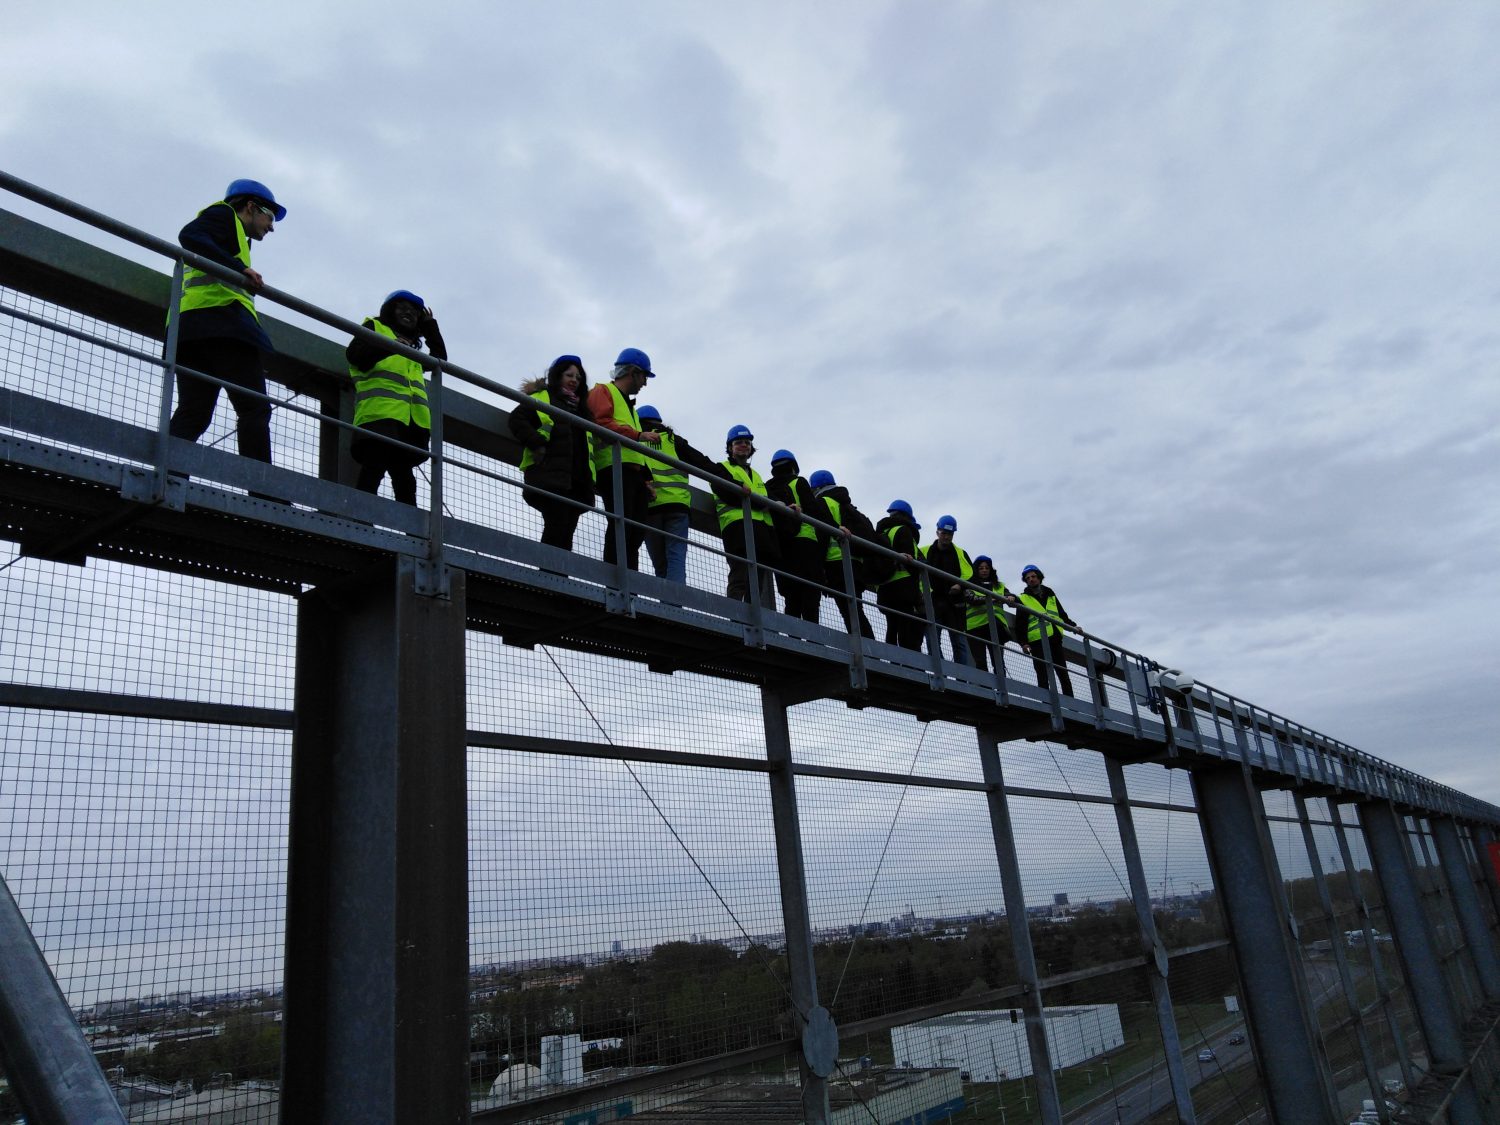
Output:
[741, 494, 765, 643]
[610, 442, 630, 591]
[1329, 807, 1417, 1092]
[0, 875, 128, 1124]
[1358, 798, 1484, 1123]
[1293, 794, 1388, 1120]
[838, 548, 867, 690]
[282, 558, 470, 1125]
[152, 260, 185, 497]
[919, 568, 946, 685]
[1103, 758, 1196, 1123]
[1429, 817, 1500, 1001]
[976, 727, 1062, 1125]
[424, 358, 446, 565]
[1190, 764, 1338, 1122]
[761, 688, 833, 1125]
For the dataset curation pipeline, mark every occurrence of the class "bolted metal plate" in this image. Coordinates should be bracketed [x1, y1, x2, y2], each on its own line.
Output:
[802, 1005, 838, 1078]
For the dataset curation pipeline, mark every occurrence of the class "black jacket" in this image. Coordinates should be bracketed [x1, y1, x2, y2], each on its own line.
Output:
[509, 377, 594, 499]
[813, 485, 878, 574]
[1015, 583, 1076, 642]
[176, 203, 274, 351]
[766, 461, 817, 547]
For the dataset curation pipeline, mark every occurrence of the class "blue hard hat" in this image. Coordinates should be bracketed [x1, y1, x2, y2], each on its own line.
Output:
[727, 424, 754, 443]
[616, 347, 657, 377]
[771, 449, 796, 465]
[974, 555, 993, 567]
[809, 469, 836, 489]
[936, 514, 957, 532]
[1021, 563, 1043, 579]
[637, 404, 662, 422]
[887, 499, 913, 518]
[224, 178, 286, 221]
[383, 289, 424, 309]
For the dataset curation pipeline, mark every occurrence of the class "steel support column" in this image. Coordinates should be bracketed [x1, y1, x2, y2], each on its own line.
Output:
[1294, 795, 1388, 1121]
[1103, 757, 1196, 1123]
[1329, 808, 1416, 1092]
[976, 727, 1062, 1125]
[0, 875, 128, 1124]
[282, 558, 470, 1124]
[761, 688, 833, 1125]
[1191, 764, 1336, 1122]
[1429, 818, 1500, 1001]
[1358, 799, 1483, 1122]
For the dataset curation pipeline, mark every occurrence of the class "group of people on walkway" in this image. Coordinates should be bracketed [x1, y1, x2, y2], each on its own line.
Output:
[165, 178, 1081, 696]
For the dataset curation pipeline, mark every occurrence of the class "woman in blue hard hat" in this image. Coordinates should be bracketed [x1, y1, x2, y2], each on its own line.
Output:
[635, 404, 718, 582]
[509, 354, 596, 549]
[1015, 564, 1077, 696]
[809, 469, 877, 639]
[873, 499, 924, 650]
[168, 178, 287, 475]
[766, 449, 825, 622]
[345, 290, 445, 504]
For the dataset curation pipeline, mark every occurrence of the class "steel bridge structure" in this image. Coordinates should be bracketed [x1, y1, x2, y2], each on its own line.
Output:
[2, 171, 1498, 1124]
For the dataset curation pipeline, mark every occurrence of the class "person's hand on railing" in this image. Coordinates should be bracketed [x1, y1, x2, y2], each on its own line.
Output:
[242, 267, 265, 291]
[638, 429, 662, 445]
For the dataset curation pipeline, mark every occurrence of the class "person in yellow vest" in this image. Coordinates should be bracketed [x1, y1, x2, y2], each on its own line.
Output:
[872, 500, 923, 650]
[635, 405, 719, 582]
[809, 469, 876, 639]
[168, 178, 286, 466]
[766, 450, 826, 623]
[509, 354, 596, 548]
[586, 348, 662, 570]
[920, 514, 974, 665]
[345, 290, 444, 504]
[963, 555, 1017, 674]
[709, 425, 780, 606]
[1015, 563, 1077, 696]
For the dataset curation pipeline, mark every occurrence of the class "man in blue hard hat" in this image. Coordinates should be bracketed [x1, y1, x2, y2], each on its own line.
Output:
[873, 499, 924, 650]
[587, 348, 663, 570]
[345, 290, 445, 504]
[1015, 564, 1077, 696]
[168, 178, 287, 472]
[920, 514, 974, 665]
[766, 449, 825, 622]
[708, 425, 780, 607]
[635, 404, 718, 582]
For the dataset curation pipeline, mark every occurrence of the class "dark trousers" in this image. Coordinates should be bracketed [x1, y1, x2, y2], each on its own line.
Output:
[822, 562, 874, 639]
[876, 578, 925, 651]
[353, 419, 429, 505]
[967, 623, 1009, 673]
[597, 466, 651, 570]
[1031, 631, 1074, 696]
[525, 488, 593, 552]
[777, 537, 825, 623]
[169, 339, 272, 462]
[722, 520, 779, 606]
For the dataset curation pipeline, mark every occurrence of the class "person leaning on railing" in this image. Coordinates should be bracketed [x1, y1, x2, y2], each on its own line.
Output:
[766, 449, 826, 624]
[635, 404, 719, 583]
[808, 469, 877, 639]
[1015, 563, 1077, 696]
[509, 354, 597, 550]
[873, 500, 924, 651]
[587, 348, 662, 571]
[919, 514, 976, 666]
[167, 177, 286, 466]
[709, 425, 780, 608]
[345, 290, 444, 505]
[963, 554, 1018, 674]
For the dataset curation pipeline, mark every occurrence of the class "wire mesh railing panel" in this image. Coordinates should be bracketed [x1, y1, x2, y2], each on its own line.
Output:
[789, 707, 982, 782]
[0, 707, 288, 1112]
[0, 550, 295, 708]
[1007, 794, 1131, 922]
[466, 748, 790, 1108]
[1120, 760, 1196, 810]
[996, 736, 1115, 800]
[465, 640, 766, 762]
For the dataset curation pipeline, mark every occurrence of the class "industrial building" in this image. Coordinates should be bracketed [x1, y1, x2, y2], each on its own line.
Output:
[891, 1004, 1124, 1081]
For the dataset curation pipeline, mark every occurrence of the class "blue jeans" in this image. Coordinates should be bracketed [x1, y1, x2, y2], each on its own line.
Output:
[646, 508, 690, 583]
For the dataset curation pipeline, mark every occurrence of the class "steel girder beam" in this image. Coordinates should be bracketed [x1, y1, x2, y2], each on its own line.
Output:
[761, 688, 833, 1124]
[281, 558, 470, 1124]
[1192, 764, 1338, 1123]
[0, 875, 128, 1124]
[977, 727, 1063, 1125]
[1429, 818, 1500, 1002]
[1358, 799, 1484, 1123]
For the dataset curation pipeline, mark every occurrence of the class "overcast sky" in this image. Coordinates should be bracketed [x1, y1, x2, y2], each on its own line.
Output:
[5, 0, 1497, 816]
